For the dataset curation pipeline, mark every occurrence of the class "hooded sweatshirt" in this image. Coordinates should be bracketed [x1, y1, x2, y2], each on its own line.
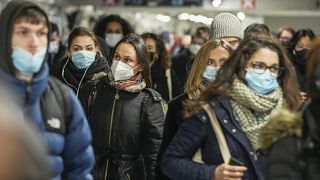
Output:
[0, 1, 94, 179]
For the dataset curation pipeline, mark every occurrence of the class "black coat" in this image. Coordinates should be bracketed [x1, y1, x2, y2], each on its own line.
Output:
[171, 49, 193, 87]
[88, 78, 165, 180]
[54, 54, 109, 114]
[267, 100, 320, 180]
[151, 60, 182, 102]
[155, 93, 188, 180]
[48, 42, 66, 76]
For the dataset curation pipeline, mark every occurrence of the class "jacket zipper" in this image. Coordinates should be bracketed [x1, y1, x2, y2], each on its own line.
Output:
[104, 90, 119, 180]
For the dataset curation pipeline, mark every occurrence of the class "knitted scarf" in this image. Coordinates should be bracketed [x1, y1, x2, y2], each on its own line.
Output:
[61, 55, 109, 90]
[108, 71, 146, 93]
[230, 79, 285, 150]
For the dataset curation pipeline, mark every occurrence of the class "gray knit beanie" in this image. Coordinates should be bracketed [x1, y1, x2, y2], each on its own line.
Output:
[210, 12, 243, 40]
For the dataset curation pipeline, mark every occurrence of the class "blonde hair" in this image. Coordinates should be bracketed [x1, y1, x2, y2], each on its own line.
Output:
[184, 39, 233, 94]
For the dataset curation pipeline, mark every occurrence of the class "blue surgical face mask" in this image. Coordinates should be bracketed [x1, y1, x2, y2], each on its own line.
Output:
[203, 66, 219, 82]
[71, 51, 96, 69]
[245, 68, 279, 95]
[12, 47, 47, 74]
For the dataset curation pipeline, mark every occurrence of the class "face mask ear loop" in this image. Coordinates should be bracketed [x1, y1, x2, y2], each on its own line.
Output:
[76, 65, 90, 98]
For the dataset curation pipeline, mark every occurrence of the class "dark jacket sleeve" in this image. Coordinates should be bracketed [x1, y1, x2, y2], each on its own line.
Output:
[267, 136, 303, 180]
[154, 97, 181, 180]
[62, 90, 95, 180]
[141, 95, 165, 180]
[170, 69, 183, 99]
[161, 115, 216, 180]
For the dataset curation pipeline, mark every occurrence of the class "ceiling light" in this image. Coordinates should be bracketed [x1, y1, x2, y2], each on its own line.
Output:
[212, 0, 222, 7]
[237, 12, 246, 21]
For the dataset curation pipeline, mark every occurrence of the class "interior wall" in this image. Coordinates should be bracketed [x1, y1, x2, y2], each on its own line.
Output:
[264, 16, 320, 34]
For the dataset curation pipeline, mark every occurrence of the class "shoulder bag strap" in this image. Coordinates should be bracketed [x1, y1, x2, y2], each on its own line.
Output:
[201, 103, 231, 163]
[165, 68, 173, 100]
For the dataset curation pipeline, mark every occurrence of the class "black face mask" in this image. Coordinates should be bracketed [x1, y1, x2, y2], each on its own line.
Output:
[293, 49, 309, 74]
[149, 52, 157, 62]
[294, 49, 309, 64]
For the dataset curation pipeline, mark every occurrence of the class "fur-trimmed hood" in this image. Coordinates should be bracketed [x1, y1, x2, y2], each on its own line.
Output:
[260, 108, 303, 149]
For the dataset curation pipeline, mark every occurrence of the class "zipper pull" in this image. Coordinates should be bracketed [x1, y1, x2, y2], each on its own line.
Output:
[254, 152, 258, 161]
[115, 91, 120, 100]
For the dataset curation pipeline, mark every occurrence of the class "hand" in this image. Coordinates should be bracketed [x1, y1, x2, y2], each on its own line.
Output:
[213, 163, 247, 180]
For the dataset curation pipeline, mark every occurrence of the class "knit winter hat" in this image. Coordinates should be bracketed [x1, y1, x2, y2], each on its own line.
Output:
[210, 13, 243, 40]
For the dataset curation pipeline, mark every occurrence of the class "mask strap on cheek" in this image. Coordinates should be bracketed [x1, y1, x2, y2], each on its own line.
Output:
[132, 64, 142, 73]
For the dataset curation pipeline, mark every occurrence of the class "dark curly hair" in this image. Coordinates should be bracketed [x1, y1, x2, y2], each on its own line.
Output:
[93, 14, 134, 39]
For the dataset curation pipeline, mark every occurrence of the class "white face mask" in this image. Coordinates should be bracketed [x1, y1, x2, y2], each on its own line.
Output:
[48, 41, 59, 53]
[189, 44, 201, 55]
[111, 60, 138, 81]
[105, 33, 123, 48]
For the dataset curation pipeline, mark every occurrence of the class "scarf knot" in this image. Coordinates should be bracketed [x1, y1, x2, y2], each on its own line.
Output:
[108, 71, 146, 93]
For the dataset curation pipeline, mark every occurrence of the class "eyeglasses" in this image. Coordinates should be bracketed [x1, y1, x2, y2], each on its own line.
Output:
[247, 61, 284, 77]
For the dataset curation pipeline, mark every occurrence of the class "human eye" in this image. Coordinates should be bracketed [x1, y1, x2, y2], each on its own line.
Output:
[207, 59, 215, 65]
[86, 47, 94, 51]
[219, 59, 226, 65]
[113, 54, 121, 60]
[252, 62, 266, 70]
[16, 30, 28, 36]
[37, 31, 47, 37]
[123, 58, 131, 63]
[270, 65, 280, 74]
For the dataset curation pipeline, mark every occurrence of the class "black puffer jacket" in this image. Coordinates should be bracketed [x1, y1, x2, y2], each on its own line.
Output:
[155, 93, 188, 180]
[88, 76, 165, 180]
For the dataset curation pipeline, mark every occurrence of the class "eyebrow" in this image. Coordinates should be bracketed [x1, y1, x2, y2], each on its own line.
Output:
[15, 26, 48, 31]
[72, 44, 94, 47]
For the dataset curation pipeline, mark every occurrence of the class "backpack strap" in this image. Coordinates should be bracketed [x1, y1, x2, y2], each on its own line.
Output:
[40, 77, 72, 135]
[144, 88, 168, 117]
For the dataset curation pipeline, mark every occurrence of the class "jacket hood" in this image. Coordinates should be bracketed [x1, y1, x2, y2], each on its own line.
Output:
[0, 0, 50, 75]
[260, 108, 302, 149]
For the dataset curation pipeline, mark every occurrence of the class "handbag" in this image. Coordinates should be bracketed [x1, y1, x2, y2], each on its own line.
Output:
[192, 103, 231, 164]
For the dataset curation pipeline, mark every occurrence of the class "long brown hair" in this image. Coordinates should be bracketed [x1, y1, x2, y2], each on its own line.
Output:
[114, 33, 152, 87]
[185, 39, 233, 94]
[185, 35, 301, 117]
[141, 32, 171, 69]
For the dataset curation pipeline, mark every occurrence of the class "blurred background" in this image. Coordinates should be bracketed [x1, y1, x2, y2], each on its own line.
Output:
[1, 0, 319, 40]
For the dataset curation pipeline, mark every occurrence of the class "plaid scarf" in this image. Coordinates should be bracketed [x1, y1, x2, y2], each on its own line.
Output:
[108, 71, 146, 93]
[230, 79, 285, 150]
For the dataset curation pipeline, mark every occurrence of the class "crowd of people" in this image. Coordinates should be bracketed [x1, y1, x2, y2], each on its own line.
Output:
[0, 0, 320, 180]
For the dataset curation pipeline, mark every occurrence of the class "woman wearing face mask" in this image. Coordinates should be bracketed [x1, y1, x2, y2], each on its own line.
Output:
[161, 35, 301, 180]
[288, 29, 315, 94]
[88, 33, 165, 180]
[172, 34, 206, 86]
[154, 39, 233, 180]
[56, 26, 109, 114]
[141, 32, 182, 102]
[94, 14, 134, 63]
